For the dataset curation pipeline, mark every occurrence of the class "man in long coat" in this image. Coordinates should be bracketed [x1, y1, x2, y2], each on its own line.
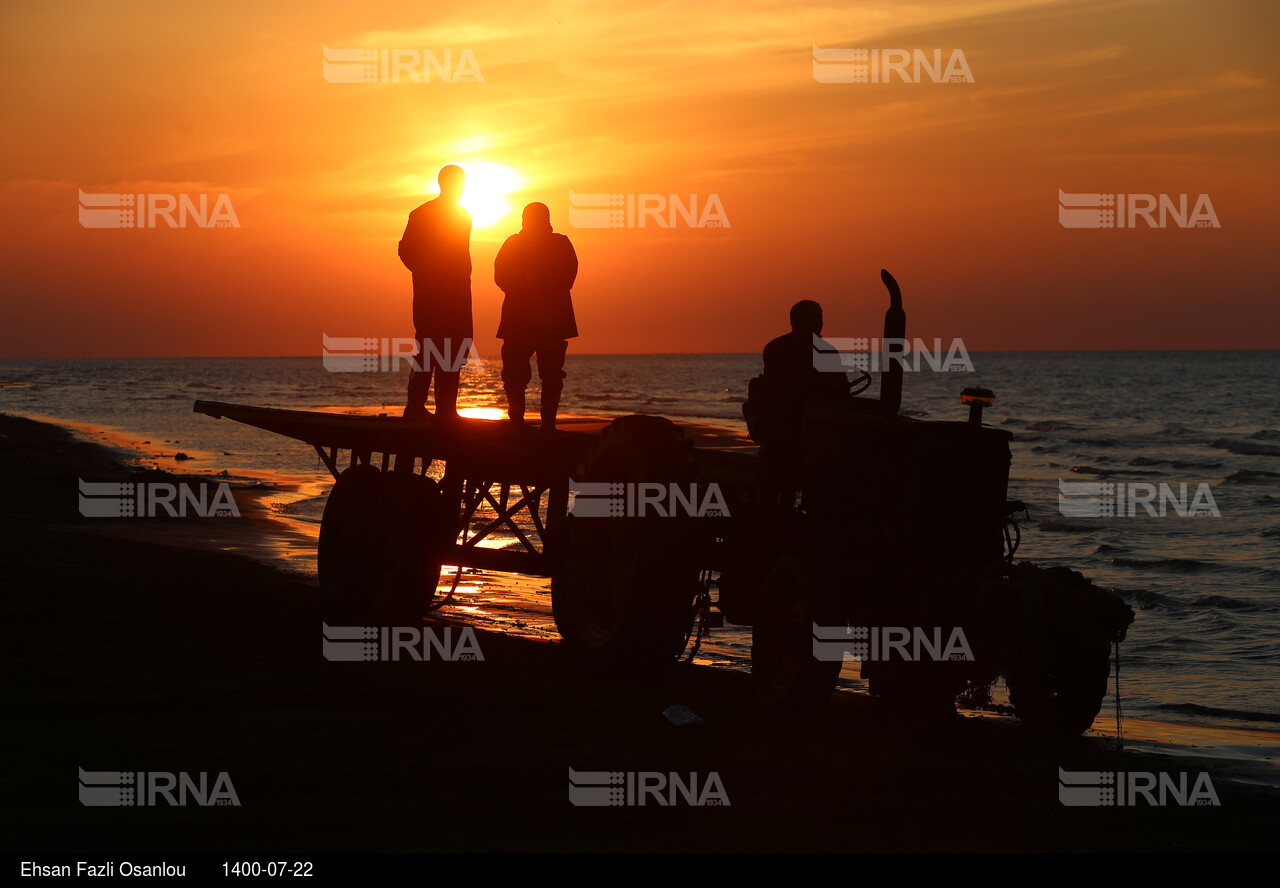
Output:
[399, 164, 472, 419]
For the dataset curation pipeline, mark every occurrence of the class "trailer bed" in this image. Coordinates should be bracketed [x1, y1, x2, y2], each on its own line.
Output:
[192, 400, 757, 479]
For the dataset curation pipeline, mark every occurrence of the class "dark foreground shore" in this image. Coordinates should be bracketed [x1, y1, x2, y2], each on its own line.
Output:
[2, 411, 1276, 854]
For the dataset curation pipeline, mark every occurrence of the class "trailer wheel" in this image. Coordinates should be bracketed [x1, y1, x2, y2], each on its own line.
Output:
[751, 556, 841, 713]
[366, 471, 448, 624]
[319, 464, 384, 623]
[552, 415, 700, 664]
[1007, 644, 1111, 737]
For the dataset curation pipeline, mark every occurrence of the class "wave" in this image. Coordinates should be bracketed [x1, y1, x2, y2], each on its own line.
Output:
[1222, 469, 1280, 484]
[1189, 594, 1259, 611]
[1024, 420, 1077, 432]
[1127, 457, 1222, 469]
[1037, 520, 1101, 533]
[1119, 588, 1174, 609]
[1153, 702, 1280, 724]
[574, 392, 636, 401]
[1067, 465, 1163, 477]
[272, 496, 327, 522]
[1207, 437, 1280, 457]
[1159, 422, 1203, 437]
[1109, 557, 1213, 573]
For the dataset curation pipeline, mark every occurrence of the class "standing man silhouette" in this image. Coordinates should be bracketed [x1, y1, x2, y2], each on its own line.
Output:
[495, 202, 578, 429]
[399, 164, 472, 419]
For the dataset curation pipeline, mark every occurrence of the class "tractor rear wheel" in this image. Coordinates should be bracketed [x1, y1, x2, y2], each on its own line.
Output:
[751, 556, 842, 713]
[552, 415, 702, 665]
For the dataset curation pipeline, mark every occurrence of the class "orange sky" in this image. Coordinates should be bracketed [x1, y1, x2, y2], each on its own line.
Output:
[1, 0, 1277, 358]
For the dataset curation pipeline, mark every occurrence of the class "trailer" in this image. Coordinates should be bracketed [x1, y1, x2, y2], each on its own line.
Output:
[189, 401, 752, 627]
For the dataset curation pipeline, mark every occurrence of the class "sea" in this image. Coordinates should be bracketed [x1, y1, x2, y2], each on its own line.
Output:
[2, 351, 1277, 775]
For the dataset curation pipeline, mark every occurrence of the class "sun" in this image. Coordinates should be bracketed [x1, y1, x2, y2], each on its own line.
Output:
[455, 162, 521, 228]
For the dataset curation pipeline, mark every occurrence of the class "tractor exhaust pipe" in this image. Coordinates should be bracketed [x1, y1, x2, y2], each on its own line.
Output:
[879, 268, 905, 418]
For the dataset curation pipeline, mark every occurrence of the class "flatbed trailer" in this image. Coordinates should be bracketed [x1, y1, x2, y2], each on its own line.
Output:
[192, 400, 755, 579]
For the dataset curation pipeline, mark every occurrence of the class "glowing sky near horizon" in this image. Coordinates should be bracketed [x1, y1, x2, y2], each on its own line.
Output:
[1, 0, 1277, 358]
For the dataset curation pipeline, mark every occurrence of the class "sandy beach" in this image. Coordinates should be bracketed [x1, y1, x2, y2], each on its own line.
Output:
[3, 411, 1277, 854]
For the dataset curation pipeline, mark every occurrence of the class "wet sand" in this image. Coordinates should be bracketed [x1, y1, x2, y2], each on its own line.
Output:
[3, 411, 1278, 853]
